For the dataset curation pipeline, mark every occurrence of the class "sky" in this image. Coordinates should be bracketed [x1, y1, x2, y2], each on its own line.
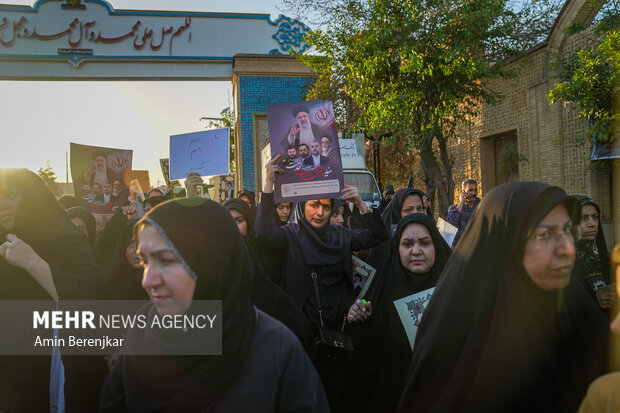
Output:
[0, 0, 288, 187]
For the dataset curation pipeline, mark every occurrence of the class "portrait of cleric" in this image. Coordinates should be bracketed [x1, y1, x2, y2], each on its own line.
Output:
[280, 104, 327, 154]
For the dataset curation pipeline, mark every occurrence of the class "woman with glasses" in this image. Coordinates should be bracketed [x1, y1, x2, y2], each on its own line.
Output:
[398, 182, 608, 413]
[571, 195, 614, 311]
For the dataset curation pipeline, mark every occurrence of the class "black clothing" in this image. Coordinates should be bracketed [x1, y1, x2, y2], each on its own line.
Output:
[143, 194, 170, 211]
[368, 188, 429, 268]
[101, 198, 325, 411]
[0, 169, 102, 412]
[256, 192, 388, 322]
[354, 214, 451, 413]
[398, 182, 609, 413]
[99, 218, 146, 301]
[223, 198, 314, 351]
[66, 206, 97, 249]
[571, 195, 611, 305]
[102, 310, 328, 413]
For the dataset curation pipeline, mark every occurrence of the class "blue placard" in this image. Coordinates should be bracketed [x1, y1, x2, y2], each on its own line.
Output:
[169, 128, 230, 180]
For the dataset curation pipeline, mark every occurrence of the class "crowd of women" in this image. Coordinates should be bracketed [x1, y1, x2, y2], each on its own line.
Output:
[0, 163, 618, 413]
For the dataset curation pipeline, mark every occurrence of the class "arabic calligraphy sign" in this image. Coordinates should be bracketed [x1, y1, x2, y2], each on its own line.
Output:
[0, 0, 309, 77]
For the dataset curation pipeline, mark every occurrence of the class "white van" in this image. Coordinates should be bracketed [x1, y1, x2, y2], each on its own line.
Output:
[339, 135, 382, 209]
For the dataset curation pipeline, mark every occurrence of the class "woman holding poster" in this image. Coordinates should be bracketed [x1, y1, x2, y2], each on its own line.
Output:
[398, 182, 608, 413]
[346, 213, 451, 413]
[256, 155, 388, 411]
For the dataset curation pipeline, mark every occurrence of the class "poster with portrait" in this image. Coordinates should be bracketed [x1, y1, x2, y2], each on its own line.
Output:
[393, 287, 436, 351]
[267, 100, 344, 203]
[70, 142, 133, 215]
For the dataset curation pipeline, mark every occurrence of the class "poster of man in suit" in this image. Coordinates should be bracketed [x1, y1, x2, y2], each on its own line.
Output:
[267, 100, 343, 203]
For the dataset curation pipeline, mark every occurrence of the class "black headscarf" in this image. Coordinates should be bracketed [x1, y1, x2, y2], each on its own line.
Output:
[368, 189, 431, 268]
[223, 198, 314, 351]
[274, 202, 293, 226]
[355, 213, 452, 412]
[330, 199, 352, 222]
[398, 182, 609, 413]
[99, 218, 146, 301]
[381, 188, 430, 232]
[143, 194, 170, 211]
[66, 206, 97, 249]
[364, 213, 451, 304]
[0, 169, 101, 412]
[236, 190, 256, 210]
[222, 198, 256, 239]
[290, 199, 352, 266]
[571, 195, 611, 299]
[102, 198, 256, 411]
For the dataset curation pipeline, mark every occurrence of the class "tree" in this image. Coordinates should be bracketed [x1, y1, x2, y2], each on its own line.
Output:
[37, 161, 61, 196]
[283, 0, 562, 216]
[547, 1, 619, 148]
[200, 107, 236, 174]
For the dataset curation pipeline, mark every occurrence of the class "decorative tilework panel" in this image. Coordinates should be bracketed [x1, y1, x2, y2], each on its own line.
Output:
[237, 76, 313, 191]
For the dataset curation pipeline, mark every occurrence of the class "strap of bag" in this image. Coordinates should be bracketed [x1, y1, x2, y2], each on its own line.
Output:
[310, 269, 325, 328]
[311, 268, 347, 332]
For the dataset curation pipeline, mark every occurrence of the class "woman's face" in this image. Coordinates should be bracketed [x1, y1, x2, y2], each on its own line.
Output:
[138, 225, 196, 315]
[70, 217, 89, 237]
[239, 194, 252, 207]
[399, 223, 436, 274]
[522, 204, 576, 291]
[330, 207, 345, 226]
[304, 199, 331, 228]
[401, 194, 426, 218]
[0, 184, 21, 232]
[228, 209, 248, 237]
[125, 235, 142, 269]
[276, 203, 292, 223]
[579, 204, 599, 242]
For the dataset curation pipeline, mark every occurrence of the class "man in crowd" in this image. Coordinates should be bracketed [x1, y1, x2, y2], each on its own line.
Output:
[447, 179, 481, 247]
[91, 183, 104, 204]
[320, 134, 338, 163]
[281, 145, 302, 167]
[298, 143, 310, 162]
[303, 140, 330, 168]
[84, 152, 116, 189]
[281, 105, 326, 152]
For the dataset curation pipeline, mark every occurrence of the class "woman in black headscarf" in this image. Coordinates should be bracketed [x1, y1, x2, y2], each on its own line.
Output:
[571, 195, 614, 311]
[367, 188, 431, 267]
[237, 189, 257, 210]
[347, 213, 451, 412]
[66, 206, 97, 250]
[222, 198, 313, 350]
[99, 218, 146, 301]
[100, 197, 327, 412]
[256, 156, 388, 411]
[398, 182, 609, 413]
[0, 169, 102, 412]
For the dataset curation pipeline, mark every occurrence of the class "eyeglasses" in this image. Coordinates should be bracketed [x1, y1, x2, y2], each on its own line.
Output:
[528, 225, 581, 249]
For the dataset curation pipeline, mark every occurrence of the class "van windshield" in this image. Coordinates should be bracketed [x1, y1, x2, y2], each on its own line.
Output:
[343, 172, 381, 202]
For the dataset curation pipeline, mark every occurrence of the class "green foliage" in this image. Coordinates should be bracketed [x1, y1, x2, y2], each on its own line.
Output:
[547, 1, 619, 145]
[37, 161, 61, 196]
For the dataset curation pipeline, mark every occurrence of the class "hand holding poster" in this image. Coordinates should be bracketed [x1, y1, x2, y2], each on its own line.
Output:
[169, 128, 230, 180]
[267, 100, 344, 203]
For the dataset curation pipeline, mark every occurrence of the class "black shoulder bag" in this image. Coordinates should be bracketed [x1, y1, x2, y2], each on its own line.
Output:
[311, 269, 354, 358]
